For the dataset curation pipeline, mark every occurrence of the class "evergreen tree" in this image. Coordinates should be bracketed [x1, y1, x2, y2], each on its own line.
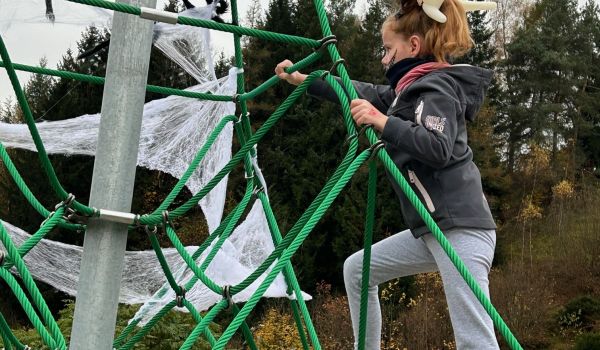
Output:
[571, 0, 600, 174]
[22, 57, 55, 120]
[496, 0, 581, 171]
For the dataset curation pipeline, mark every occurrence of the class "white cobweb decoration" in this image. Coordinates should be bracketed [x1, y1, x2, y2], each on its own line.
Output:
[0, 2, 310, 326]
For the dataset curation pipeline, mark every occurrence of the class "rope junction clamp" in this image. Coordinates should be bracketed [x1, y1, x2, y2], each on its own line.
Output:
[344, 123, 372, 146]
[252, 186, 264, 196]
[236, 111, 250, 124]
[368, 140, 386, 160]
[314, 35, 337, 53]
[176, 285, 186, 307]
[329, 59, 345, 76]
[222, 285, 233, 310]
[162, 210, 171, 228]
[54, 193, 76, 210]
[40, 211, 55, 228]
[139, 7, 179, 24]
[144, 225, 158, 236]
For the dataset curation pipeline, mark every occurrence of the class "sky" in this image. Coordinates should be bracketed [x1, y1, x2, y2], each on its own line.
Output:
[0, 0, 371, 105]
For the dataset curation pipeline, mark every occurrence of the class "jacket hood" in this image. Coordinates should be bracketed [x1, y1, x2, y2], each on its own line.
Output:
[440, 65, 494, 122]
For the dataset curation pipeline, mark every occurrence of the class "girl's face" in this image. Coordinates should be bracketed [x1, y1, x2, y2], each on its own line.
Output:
[380, 26, 420, 70]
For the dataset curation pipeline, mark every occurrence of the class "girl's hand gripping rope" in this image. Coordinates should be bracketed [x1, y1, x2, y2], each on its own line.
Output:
[350, 99, 388, 132]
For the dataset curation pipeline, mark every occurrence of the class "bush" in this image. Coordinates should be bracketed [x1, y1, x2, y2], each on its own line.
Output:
[557, 296, 600, 332]
[574, 333, 600, 350]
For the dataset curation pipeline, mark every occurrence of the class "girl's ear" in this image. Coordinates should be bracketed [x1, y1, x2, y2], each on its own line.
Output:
[409, 35, 421, 57]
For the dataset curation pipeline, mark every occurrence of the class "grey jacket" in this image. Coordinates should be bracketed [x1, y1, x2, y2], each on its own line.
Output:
[307, 65, 496, 237]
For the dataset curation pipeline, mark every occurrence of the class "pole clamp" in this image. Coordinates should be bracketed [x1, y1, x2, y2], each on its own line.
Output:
[176, 285, 186, 307]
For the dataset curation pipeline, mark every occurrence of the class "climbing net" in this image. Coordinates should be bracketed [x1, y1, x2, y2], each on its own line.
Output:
[0, 0, 524, 349]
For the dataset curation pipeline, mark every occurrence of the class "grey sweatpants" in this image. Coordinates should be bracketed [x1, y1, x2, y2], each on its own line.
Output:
[343, 227, 500, 350]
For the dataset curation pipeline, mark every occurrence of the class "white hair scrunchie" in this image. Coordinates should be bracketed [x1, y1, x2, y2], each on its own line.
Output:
[418, 0, 497, 23]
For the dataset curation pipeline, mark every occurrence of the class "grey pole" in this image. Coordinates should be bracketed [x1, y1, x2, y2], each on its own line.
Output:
[69, 0, 156, 348]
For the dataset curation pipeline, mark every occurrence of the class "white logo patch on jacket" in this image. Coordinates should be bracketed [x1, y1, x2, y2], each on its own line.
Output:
[424, 115, 446, 132]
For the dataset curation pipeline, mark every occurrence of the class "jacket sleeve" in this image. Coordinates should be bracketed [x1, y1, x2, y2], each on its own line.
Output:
[380, 88, 461, 169]
[307, 77, 395, 113]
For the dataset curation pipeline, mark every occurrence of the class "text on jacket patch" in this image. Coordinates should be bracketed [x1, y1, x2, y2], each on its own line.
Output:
[424, 115, 446, 132]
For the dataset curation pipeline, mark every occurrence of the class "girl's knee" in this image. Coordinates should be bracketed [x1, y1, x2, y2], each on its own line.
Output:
[343, 251, 364, 281]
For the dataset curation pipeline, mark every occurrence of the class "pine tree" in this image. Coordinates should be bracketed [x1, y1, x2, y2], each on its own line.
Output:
[496, 0, 581, 171]
[23, 57, 55, 121]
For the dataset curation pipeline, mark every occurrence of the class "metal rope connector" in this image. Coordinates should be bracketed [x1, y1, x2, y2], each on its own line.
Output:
[328, 58, 345, 76]
[144, 225, 158, 236]
[176, 285, 186, 307]
[40, 211, 55, 228]
[55, 193, 76, 210]
[252, 186, 264, 197]
[232, 93, 242, 105]
[162, 210, 171, 229]
[368, 140, 386, 160]
[222, 285, 233, 310]
[314, 35, 337, 53]
[236, 111, 251, 125]
[344, 124, 372, 147]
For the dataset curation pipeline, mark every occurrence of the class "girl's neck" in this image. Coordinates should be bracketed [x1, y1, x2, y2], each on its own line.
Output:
[385, 56, 434, 88]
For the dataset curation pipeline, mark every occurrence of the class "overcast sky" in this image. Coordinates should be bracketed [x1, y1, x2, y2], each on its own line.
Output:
[0, 0, 372, 105]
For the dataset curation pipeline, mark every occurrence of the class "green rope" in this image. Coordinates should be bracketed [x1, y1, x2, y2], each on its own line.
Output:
[139, 71, 327, 227]
[150, 114, 237, 214]
[0, 312, 23, 350]
[67, 0, 320, 48]
[257, 191, 319, 349]
[213, 148, 373, 349]
[358, 160, 377, 349]
[0, 34, 93, 217]
[0, 215, 66, 349]
[2, 210, 64, 270]
[0, 269, 57, 348]
[0, 61, 233, 101]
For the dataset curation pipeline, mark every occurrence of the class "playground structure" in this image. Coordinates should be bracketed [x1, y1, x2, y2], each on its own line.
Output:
[0, 0, 524, 349]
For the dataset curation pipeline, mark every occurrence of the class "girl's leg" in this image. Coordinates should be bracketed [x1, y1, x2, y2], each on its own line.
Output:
[423, 228, 499, 350]
[343, 229, 438, 350]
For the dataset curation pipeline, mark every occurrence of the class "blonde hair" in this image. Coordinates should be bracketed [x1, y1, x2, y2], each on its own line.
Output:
[382, 0, 473, 62]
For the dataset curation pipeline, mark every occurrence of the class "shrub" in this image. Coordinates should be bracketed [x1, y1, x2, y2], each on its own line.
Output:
[574, 333, 600, 350]
[557, 296, 600, 333]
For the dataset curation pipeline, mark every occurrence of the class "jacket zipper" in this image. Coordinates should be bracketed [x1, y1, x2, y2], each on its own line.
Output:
[407, 170, 436, 213]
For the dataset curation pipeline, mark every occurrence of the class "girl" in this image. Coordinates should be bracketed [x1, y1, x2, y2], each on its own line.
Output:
[275, 0, 499, 348]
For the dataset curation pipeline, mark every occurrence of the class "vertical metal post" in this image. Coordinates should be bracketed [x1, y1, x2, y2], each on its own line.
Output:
[69, 0, 156, 348]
